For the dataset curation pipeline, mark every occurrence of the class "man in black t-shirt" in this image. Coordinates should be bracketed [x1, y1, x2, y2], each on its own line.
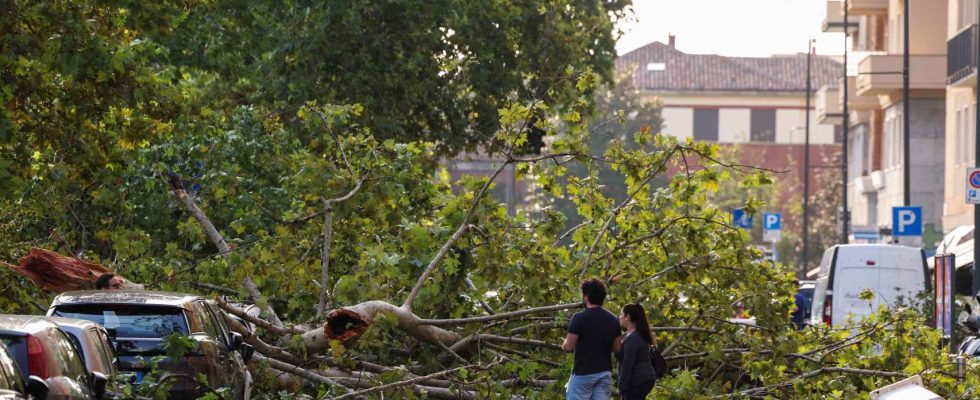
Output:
[561, 279, 621, 400]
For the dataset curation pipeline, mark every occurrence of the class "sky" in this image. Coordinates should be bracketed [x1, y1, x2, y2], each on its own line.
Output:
[616, 0, 846, 58]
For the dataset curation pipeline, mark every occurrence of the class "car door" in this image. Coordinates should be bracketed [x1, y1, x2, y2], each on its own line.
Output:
[200, 302, 246, 399]
[832, 247, 880, 324]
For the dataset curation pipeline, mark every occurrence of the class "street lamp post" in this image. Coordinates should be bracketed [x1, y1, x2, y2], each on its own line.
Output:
[973, 0, 980, 297]
[803, 40, 814, 271]
[842, 0, 851, 244]
[903, 0, 911, 207]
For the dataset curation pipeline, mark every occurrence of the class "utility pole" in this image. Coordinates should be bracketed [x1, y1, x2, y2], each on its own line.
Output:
[973, 0, 980, 297]
[802, 39, 813, 270]
[903, 0, 910, 206]
[842, 0, 850, 244]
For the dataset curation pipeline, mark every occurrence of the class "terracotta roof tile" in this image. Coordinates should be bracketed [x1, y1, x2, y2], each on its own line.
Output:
[617, 42, 842, 93]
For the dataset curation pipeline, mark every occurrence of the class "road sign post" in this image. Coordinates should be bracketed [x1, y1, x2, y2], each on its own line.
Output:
[763, 213, 781, 262]
[968, 167, 980, 204]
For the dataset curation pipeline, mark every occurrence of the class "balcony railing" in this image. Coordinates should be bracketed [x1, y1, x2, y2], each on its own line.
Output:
[948, 24, 978, 85]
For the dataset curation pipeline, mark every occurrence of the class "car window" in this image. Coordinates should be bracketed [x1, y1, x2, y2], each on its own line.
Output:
[52, 305, 189, 338]
[0, 347, 24, 393]
[64, 332, 87, 369]
[95, 329, 118, 374]
[204, 302, 233, 344]
[87, 328, 113, 374]
[195, 302, 224, 343]
[0, 336, 27, 379]
[48, 329, 88, 381]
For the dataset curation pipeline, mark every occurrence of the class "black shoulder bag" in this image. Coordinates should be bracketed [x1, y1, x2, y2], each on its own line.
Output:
[650, 346, 667, 378]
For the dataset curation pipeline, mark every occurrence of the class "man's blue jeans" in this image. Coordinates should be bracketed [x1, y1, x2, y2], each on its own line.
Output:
[566, 371, 612, 400]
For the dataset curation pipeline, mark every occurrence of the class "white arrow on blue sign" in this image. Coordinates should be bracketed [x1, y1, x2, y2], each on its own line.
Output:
[732, 208, 753, 229]
[891, 206, 922, 236]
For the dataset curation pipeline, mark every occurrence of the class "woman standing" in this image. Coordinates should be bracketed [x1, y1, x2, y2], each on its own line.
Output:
[615, 304, 657, 399]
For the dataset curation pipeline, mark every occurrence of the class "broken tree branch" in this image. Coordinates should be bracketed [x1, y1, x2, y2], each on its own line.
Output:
[169, 172, 285, 329]
[419, 303, 580, 326]
[317, 177, 365, 319]
[330, 364, 480, 400]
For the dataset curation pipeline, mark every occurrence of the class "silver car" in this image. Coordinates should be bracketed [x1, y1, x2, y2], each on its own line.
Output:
[46, 318, 118, 379]
[0, 315, 107, 400]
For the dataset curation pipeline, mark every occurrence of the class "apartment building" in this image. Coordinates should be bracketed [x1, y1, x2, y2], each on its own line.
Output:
[944, 0, 978, 230]
[817, 0, 947, 243]
[616, 37, 843, 231]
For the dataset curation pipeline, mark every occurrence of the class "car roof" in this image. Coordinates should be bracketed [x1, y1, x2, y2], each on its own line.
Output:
[50, 290, 201, 307]
[0, 315, 59, 335]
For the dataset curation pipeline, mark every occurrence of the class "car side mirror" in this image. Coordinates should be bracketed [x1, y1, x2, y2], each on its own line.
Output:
[229, 332, 244, 351]
[26, 375, 48, 400]
[240, 343, 255, 363]
[89, 371, 108, 400]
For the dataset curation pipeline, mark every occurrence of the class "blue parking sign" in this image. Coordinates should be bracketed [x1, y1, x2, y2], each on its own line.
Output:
[891, 206, 922, 236]
[732, 208, 753, 229]
[763, 213, 781, 230]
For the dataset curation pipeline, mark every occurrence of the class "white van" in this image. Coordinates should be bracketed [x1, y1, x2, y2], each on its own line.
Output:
[809, 244, 930, 327]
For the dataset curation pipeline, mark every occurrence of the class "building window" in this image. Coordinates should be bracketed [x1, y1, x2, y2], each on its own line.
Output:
[960, 0, 979, 30]
[958, 107, 967, 164]
[693, 109, 719, 142]
[749, 109, 776, 142]
[834, 125, 843, 144]
[970, 103, 977, 164]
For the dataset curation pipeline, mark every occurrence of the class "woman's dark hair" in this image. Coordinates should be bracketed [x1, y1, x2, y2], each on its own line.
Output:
[581, 279, 607, 305]
[622, 304, 654, 345]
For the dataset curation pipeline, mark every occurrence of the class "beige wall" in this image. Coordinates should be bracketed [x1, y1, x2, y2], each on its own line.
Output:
[887, 0, 948, 54]
[944, 86, 976, 228]
[652, 93, 836, 144]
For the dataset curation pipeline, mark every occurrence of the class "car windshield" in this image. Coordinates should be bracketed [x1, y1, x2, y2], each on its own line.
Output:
[51, 305, 188, 339]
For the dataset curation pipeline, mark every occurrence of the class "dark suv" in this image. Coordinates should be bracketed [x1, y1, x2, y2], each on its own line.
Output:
[47, 291, 251, 400]
[0, 315, 107, 399]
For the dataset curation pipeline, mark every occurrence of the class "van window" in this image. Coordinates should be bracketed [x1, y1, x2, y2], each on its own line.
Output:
[810, 276, 829, 323]
[819, 248, 835, 272]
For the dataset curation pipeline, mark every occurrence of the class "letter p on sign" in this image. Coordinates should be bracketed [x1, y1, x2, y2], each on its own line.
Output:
[891, 206, 922, 236]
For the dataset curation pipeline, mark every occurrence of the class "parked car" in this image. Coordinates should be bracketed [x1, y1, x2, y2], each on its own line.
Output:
[0, 315, 108, 399]
[798, 280, 816, 323]
[0, 343, 48, 399]
[47, 291, 251, 400]
[46, 318, 118, 378]
[809, 244, 930, 327]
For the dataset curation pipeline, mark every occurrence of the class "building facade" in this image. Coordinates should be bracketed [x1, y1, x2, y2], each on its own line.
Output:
[616, 38, 843, 232]
[944, 0, 978, 230]
[817, 0, 947, 244]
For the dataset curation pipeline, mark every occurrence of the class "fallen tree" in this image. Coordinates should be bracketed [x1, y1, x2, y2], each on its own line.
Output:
[6, 87, 976, 399]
